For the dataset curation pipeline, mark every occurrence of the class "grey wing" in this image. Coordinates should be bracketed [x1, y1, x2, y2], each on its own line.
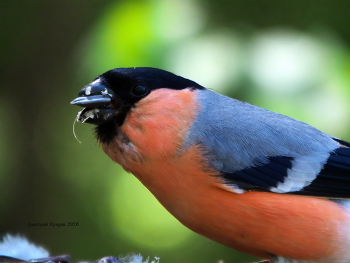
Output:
[186, 89, 350, 197]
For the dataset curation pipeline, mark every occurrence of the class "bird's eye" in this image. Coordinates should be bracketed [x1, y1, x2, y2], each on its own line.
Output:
[131, 84, 148, 96]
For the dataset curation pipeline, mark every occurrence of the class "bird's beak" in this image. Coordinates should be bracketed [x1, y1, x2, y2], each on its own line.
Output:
[70, 95, 112, 108]
[70, 80, 116, 125]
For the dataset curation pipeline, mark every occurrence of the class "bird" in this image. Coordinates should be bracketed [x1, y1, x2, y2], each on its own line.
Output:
[71, 67, 350, 263]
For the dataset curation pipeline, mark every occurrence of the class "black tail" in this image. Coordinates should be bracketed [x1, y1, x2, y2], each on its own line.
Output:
[296, 138, 350, 198]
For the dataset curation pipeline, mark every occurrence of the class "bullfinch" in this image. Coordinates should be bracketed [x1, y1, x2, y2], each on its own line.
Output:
[71, 67, 350, 263]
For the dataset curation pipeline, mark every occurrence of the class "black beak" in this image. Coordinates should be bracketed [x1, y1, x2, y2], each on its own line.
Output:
[71, 80, 116, 125]
[70, 95, 111, 108]
[70, 80, 114, 107]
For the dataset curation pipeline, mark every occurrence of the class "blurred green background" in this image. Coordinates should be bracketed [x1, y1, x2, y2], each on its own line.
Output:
[1, 0, 350, 262]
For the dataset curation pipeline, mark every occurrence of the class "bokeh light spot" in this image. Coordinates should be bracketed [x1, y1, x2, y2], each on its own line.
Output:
[168, 31, 242, 91]
[249, 30, 328, 93]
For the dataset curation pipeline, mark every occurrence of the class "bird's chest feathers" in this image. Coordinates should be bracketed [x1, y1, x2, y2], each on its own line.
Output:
[101, 88, 200, 176]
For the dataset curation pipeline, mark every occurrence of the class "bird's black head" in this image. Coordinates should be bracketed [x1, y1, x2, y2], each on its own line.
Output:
[70, 67, 204, 143]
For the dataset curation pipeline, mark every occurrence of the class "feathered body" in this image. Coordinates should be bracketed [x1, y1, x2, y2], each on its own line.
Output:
[71, 67, 350, 263]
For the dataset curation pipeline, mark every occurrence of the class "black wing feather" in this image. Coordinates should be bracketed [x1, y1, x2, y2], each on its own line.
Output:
[221, 140, 350, 198]
[222, 156, 293, 190]
[295, 146, 350, 198]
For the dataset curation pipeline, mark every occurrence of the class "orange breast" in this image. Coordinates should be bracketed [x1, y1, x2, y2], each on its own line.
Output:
[101, 88, 350, 262]
[129, 146, 350, 261]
